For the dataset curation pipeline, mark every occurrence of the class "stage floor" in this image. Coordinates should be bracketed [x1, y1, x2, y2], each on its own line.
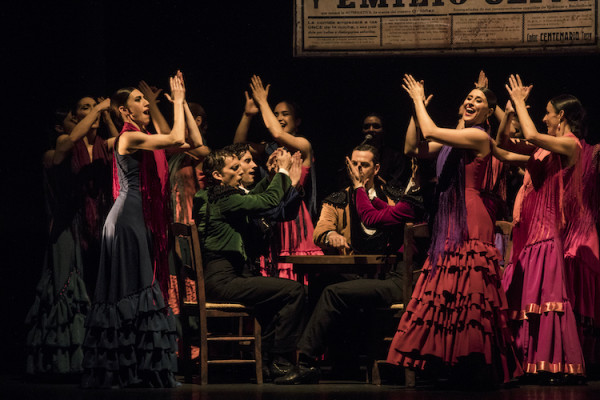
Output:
[3, 373, 600, 400]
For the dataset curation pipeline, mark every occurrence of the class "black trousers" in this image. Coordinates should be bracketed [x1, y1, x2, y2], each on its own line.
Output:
[297, 276, 403, 359]
[204, 256, 306, 355]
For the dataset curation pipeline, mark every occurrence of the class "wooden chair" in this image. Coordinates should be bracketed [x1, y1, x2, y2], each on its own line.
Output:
[171, 222, 263, 385]
[370, 222, 430, 386]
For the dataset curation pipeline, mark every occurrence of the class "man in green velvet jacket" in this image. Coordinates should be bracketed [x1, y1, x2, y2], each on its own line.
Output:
[193, 147, 306, 381]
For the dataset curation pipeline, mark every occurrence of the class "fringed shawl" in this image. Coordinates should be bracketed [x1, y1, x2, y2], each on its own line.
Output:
[428, 145, 468, 274]
[511, 133, 582, 265]
[113, 122, 171, 300]
[562, 137, 590, 250]
[71, 135, 112, 251]
[428, 127, 498, 276]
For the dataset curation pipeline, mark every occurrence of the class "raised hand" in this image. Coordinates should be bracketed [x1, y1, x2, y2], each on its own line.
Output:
[243, 90, 260, 116]
[266, 150, 279, 177]
[176, 70, 186, 90]
[475, 70, 488, 89]
[505, 74, 533, 104]
[95, 97, 111, 111]
[345, 156, 365, 189]
[402, 74, 425, 103]
[97, 97, 114, 127]
[249, 75, 270, 105]
[169, 74, 185, 104]
[423, 89, 433, 107]
[276, 148, 293, 171]
[289, 151, 303, 187]
[504, 99, 515, 115]
[138, 80, 163, 104]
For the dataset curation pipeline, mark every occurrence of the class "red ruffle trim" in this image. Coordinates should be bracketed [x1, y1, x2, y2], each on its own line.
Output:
[387, 239, 522, 382]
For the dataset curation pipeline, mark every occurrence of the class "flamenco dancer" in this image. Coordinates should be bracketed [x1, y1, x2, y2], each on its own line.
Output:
[81, 72, 202, 388]
[500, 75, 586, 383]
[386, 74, 523, 387]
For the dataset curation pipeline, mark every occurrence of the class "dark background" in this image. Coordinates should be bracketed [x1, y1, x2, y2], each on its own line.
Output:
[1, 0, 599, 372]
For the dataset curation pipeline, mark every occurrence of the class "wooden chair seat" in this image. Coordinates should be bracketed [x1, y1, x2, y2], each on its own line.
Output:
[172, 222, 263, 385]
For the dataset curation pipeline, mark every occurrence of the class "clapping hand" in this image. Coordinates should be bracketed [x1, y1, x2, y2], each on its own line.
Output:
[167, 72, 185, 104]
[138, 80, 163, 104]
[475, 70, 488, 89]
[289, 151, 303, 187]
[505, 74, 533, 105]
[402, 74, 426, 103]
[243, 90, 260, 116]
[249, 75, 270, 105]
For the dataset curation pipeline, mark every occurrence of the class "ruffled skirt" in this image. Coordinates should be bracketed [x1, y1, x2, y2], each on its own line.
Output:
[81, 283, 178, 388]
[25, 229, 90, 375]
[387, 239, 522, 383]
[503, 238, 585, 375]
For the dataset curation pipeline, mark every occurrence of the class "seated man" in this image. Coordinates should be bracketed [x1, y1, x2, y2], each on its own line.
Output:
[224, 143, 304, 276]
[275, 148, 423, 385]
[313, 144, 402, 256]
[193, 148, 305, 380]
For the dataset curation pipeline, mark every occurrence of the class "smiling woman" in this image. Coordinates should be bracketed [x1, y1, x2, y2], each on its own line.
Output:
[385, 74, 523, 387]
[233, 75, 323, 281]
[499, 75, 589, 382]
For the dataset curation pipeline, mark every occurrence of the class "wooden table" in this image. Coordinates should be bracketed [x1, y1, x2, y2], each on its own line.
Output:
[279, 254, 398, 284]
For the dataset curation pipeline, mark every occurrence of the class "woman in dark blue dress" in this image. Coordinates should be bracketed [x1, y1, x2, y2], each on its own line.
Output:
[82, 72, 202, 388]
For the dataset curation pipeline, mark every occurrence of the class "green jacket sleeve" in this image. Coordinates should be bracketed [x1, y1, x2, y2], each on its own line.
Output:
[221, 172, 291, 215]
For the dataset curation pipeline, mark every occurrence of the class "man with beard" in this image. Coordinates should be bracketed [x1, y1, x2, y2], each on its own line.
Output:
[275, 144, 422, 385]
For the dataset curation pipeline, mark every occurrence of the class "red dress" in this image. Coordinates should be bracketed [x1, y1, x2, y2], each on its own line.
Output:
[387, 149, 522, 383]
[272, 165, 323, 280]
[562, 140, 599, 366]
[502, 134, 585, 375]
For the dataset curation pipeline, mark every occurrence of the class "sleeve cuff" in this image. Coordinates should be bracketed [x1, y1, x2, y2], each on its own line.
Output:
[278, 167, 290, 176]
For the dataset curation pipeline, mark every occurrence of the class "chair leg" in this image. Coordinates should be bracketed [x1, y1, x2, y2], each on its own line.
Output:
[253, 318, 263, 384]
[371, 360, 382, 386]
[180, 315, 193, 383]
[404, 368, 415, 387]
[200, 316, 209, 385]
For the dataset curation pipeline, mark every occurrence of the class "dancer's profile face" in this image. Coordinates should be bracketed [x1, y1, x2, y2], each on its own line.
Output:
[461, 89, 491, 127]
[542, 101, 561, 136]
[239, 150, 257, 188]
[216, 156, 243, 187]
[125, 89, 150, 126]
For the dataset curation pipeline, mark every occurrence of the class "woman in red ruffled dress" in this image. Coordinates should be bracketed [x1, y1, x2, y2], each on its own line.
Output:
[386, 74, 524, 386]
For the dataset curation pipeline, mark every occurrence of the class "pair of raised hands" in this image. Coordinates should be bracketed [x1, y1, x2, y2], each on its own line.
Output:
[138, 70, 186, 105]
[267, 148, 303, 187]
[243, 75, 270, 116]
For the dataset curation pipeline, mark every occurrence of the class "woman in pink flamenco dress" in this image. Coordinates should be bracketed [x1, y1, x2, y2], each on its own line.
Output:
[563, 139, 600, 368]
[234, 75, 322, 280]
[386, 75, 524, 386]
[501, 75, 586, 382]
